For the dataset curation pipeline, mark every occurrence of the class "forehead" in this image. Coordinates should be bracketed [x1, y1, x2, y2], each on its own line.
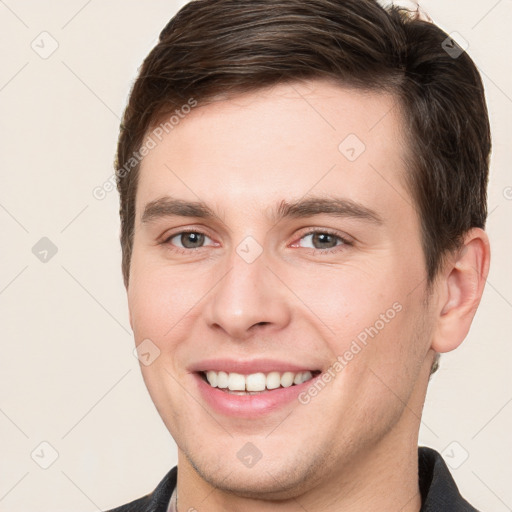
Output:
[136, 80, 411, 221]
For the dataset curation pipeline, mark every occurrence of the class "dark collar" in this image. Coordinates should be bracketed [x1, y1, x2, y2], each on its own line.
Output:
[418, 446, 479, 511]
[105, 466, 176, 512]
[106, 446, 479, 511]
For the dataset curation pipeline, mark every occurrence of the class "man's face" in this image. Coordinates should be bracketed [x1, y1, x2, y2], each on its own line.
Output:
[128, 80, 435, 497]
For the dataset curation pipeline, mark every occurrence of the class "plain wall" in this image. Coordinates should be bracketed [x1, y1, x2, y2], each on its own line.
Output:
[0, 0, 511, 510]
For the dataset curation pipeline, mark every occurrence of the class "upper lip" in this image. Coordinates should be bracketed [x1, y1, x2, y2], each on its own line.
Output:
[188, 358, 322, 375]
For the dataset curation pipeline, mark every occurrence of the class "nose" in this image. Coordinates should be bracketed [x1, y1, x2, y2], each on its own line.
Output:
[203, 248, 292, 341]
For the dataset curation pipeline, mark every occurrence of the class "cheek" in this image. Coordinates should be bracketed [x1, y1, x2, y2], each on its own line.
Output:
[285, 264, 398, 341]
[127, 258, 207, 340]
[292, 266, 424, 382]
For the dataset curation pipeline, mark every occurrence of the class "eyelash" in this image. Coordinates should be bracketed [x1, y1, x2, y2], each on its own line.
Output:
[161, 228, 352, 256]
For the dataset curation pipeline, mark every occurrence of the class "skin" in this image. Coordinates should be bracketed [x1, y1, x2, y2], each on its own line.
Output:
[127, 79, 490, 511]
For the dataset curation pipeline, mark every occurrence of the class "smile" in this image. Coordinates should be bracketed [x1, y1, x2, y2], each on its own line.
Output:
[200, 370, 321, 394]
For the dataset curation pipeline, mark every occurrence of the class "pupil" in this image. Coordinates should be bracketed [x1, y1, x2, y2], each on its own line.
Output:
[313, 233, 336, 249]
[182, 232, 204, 248]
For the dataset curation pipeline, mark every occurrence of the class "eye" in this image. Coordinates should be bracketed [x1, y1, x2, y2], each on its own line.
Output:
[293, 230, 351, 252]
[163, 230, 215, 251]
[161, 228, 352, 255]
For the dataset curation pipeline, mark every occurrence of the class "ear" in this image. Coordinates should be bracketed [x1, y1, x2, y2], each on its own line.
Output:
[431, 228, 490, 353]
[128, 306, 133, 331]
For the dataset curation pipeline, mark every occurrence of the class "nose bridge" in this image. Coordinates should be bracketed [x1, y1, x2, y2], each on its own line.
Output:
[204, 241, 290, 339]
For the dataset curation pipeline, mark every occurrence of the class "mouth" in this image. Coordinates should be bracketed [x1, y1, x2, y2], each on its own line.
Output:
[197, 369, 322, 395]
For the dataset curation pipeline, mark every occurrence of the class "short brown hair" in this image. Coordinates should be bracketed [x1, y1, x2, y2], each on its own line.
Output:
[115, 0, 490, 293]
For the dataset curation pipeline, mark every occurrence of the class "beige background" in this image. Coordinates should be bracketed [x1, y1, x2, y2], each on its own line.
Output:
[0, 1, 511, 510]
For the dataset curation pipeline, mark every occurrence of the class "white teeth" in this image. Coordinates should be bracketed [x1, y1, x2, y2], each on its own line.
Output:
[204, 369, 317, 391]
[280, 371, 295, 387]
[300, 371, 313, 384]
[246, 372, 266, 392]
[206, 370, 218, 387]
[294, 370, 312, 385]
[266, 371, 281, 390]
[217, 371, 229, 389]
[228, 372, 246, 391]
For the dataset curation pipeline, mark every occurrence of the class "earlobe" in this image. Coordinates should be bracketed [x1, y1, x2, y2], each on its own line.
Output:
[431, 228, 490, 353]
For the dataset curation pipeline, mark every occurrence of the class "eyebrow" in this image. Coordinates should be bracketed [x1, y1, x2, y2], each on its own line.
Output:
[141, 195, 383, 226]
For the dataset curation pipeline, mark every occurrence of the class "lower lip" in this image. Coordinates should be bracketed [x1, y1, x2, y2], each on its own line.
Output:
[193, 372, 322, 418]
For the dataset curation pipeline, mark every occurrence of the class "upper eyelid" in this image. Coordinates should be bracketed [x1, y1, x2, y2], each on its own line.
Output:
[164, 229, 214, 243]
[296, 228, 351, 241]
